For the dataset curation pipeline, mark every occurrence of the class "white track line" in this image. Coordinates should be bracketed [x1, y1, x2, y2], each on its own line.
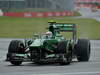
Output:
[32, 71, 100, 75]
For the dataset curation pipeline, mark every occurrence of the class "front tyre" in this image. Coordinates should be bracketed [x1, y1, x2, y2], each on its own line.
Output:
[7, 40, 25, 65]
[10, 61, 22, 66]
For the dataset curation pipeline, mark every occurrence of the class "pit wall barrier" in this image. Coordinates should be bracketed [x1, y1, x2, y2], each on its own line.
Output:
[3, 11, 74, 17]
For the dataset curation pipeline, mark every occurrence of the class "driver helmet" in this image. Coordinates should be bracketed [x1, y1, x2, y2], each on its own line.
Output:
[45, 31, 52, 35]
[45, 31, 52, 37]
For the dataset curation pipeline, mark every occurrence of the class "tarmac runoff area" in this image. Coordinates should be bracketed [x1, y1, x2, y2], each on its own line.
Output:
[0, 38, 100, 75]
[76, 8, 100, 22]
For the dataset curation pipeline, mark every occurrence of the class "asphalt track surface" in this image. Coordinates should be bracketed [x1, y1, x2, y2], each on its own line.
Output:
[0, 39, 100, 75]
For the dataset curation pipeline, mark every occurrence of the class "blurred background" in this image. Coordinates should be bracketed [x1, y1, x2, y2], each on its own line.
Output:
[76, 0, 100, 11]
[0, 0, 100, 39]
[0, 0, 75, 12]
[0, 0, 100, 11]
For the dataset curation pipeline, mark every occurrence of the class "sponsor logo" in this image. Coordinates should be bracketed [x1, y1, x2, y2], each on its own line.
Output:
[24, 13, 32, 17]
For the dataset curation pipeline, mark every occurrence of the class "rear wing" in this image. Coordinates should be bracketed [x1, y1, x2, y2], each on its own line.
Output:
[49, 22, 77, 41]
[52, 23, 76, 32]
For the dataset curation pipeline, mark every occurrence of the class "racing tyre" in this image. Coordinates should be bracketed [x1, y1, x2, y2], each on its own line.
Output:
[7, 40, 25, 65]
[10, 61, 22, 66]
[75, 39, 91, 61]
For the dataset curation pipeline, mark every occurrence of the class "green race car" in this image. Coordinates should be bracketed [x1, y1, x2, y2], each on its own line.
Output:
[6, 21, 91, 65]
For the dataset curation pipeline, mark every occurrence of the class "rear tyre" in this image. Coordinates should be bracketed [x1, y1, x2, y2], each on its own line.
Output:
[75, 39, 91, 61]
[7, 40, 25, 65]
[57, 41, 72, 65]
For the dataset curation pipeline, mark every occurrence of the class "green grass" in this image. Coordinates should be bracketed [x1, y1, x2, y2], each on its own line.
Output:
[0, 16, 100, 39]
[74, 11, 81, 16]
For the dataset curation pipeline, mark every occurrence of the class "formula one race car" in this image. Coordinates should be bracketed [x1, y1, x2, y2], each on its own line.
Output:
[6, 21, 91, 65]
